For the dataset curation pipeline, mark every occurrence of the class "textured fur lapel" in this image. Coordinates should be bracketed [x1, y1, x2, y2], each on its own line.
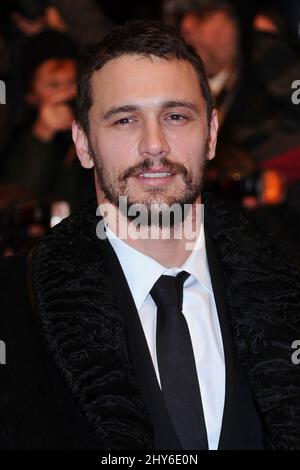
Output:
[204, 193, 300, 450]
[31, 193, 300, 450]
[31, 202, 153, 450]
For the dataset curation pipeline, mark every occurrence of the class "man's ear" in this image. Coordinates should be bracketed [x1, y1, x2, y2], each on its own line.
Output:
[72, 121, 94, 169]
[207, 108, 219, 161]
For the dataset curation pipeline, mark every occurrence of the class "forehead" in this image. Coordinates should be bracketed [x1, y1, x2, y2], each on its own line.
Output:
[90, 55, 204, 111]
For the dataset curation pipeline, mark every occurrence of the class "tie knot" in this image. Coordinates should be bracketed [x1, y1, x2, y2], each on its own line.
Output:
[150, 271, 190, 308]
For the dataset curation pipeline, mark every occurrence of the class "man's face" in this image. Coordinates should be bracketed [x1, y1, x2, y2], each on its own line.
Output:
[73, 54, 218, 216]
[180, 12, 238, 78]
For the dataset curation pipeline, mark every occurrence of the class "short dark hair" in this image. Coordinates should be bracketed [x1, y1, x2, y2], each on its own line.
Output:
[76, 20, 213, 135]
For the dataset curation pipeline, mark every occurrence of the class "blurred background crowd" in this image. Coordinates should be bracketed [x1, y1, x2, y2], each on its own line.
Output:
[0, 0, 299, 263]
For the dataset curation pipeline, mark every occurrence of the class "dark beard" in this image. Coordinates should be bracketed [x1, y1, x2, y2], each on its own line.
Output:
[89, 140, 208, 228]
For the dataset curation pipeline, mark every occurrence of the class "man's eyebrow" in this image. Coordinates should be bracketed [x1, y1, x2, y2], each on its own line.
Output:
[160, 100, 199, 113]
[102, 105, 138, 120]
[101, 100, 199, 121]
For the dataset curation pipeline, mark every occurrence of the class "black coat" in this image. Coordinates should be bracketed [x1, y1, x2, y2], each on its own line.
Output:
[1, 192, 300, 449]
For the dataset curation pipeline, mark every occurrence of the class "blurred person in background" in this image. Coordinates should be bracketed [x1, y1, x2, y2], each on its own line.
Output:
[0, 0, 114, 151]
[2, 30, 94, 209]
[250, 4, 300, 251]
[4, 0, 113, 47]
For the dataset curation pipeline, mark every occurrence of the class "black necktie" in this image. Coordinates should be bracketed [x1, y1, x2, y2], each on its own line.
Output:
[150, 271, 208, 450]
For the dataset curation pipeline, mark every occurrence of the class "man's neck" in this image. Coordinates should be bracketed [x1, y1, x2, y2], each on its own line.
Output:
[97, 197, 203, 268]
[118, 232, 197, 268]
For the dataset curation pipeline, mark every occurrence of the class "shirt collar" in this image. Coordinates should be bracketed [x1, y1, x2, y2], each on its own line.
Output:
[179, 219, 213, 295]
[105, 210, 212, 311]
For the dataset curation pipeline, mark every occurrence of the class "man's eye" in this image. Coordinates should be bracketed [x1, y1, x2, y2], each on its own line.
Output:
[168, 114, 186, 121]
[114, 117, 135, 125]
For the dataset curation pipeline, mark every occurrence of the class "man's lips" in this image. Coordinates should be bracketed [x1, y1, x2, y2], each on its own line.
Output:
[134, 168, 176, 186]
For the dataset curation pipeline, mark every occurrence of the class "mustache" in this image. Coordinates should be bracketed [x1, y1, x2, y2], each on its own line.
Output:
[119, 157, 189, 181]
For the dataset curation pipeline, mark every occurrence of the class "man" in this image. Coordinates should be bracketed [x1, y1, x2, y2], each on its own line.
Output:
[1, 21, 300, 450]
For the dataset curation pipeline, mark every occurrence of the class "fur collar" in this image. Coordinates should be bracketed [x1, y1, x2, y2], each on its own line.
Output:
[31, 192, 300, 449]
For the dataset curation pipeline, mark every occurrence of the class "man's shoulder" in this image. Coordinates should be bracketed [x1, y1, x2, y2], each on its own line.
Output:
[204, 192, 300, 266]
[203, 191, 300, 308]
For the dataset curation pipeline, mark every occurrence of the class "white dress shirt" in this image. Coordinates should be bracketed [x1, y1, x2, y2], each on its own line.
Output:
[105, 213, 225, 450]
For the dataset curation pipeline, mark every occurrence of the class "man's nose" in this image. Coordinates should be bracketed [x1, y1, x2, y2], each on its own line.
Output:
[138, 120, 170, 158]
